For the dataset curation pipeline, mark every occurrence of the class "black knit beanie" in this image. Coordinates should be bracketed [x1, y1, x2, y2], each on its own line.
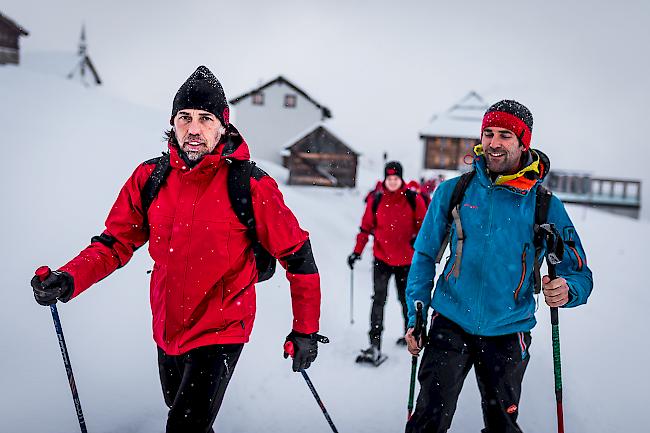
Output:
[170, 66, 230, 126]
[384, 161, 403, 179]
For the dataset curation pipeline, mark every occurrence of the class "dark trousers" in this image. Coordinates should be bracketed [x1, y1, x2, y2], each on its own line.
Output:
[369, 258, 410, 348]
[158, 344, 244, 433]
[406, 314, 531, 433]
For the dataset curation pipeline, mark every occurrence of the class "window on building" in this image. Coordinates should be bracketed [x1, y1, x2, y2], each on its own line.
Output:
[252, 92, 264, 105]
[284, 94, 297, 108]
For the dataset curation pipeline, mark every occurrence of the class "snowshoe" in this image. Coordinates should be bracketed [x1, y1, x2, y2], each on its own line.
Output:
[355, 345, 387, 367]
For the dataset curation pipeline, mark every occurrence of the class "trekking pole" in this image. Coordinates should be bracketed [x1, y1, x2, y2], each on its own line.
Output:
[35, 266, 89, 433]
[349, 268, 354, 324]
[539, 224, 565, 433]
[407, 301, 425, 420]
[284, 341, 340, 433]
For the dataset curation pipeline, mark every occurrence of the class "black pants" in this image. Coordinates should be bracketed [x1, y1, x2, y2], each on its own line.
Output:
[369, 258, 410, 348]
[406, 314, 531, 433]
[158, 344, 244, 433]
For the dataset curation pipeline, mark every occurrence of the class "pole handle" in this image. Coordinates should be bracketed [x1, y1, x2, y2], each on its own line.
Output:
[36, 266, 52, 282]
[284, 341, 295, 358]
[413, 301, 425, 342]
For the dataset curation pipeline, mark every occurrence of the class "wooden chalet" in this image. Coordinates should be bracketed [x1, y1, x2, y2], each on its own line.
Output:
[283, 124, 358, 187]
[420, 91, 487, 170]
[228, 76, 332, 166]
[0, 12, 28, 65]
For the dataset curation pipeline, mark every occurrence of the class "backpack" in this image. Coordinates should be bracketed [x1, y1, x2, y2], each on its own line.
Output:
[435, 170, 552, 294]
[140, 153, 277, 282]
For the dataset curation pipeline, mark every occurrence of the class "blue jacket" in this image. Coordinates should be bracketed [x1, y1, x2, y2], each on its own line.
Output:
[406, 150, 593, 336]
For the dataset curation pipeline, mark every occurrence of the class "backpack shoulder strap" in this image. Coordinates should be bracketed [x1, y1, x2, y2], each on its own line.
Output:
[371, 189, 384, 215]
[434, 170, 475, 265]
[447, 170, 475, 221]
[533, 184, 553, 294]
[405, 188, 417, 211]
[227, 159, 277, 282]
[535, 185, 552, 226]
[227, 159, 257, 235]
[141, 153, 171, 220]
[226, 159, 270, 232]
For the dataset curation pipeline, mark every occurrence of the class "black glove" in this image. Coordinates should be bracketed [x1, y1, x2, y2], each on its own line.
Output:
[31, 270, 74, 306]
[347, 253, 361, 269]
[283, 331, 329, 372]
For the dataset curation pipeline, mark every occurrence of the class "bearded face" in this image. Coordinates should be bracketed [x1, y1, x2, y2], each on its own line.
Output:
[173, 109, 224, 161]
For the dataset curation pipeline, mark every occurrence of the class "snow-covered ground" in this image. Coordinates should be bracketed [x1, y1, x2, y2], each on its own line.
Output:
[1, 65, 648, 433]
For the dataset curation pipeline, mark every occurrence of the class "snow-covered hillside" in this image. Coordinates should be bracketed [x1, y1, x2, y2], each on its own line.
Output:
[1, 65, 648, 433]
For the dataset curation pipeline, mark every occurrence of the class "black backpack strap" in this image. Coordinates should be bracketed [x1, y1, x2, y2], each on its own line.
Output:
[371, 190, 383, 215]
[533, 185, 553, 294]
[141, 153, 171, 225]
[435, 171, 475, 264]
[227, 159, 256, 233]
[447, 171, 475, 221]
[227, 159, 277, 282]
[405, 188, 417, 212]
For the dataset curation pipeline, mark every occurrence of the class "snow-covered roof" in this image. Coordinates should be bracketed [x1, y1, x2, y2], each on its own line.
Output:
[229, 75, 332, 119]
[281, 121, 359, 155]
[0, 12, 29, 36]
[419, 91, 488, 139]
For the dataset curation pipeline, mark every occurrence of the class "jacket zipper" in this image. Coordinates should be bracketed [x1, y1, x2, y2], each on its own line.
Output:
[445, 260, 456, 281]
[477, 185, 494, 331]
[565, 228, 584, 271]
[514, 244, 529, 301]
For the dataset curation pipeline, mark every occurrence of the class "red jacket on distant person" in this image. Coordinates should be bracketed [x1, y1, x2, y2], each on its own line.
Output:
[353, 183, 427, 267]
[59, 134, 321, 355]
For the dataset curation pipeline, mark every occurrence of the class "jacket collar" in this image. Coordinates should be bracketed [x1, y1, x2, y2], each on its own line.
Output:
[472, 144, 550, 195]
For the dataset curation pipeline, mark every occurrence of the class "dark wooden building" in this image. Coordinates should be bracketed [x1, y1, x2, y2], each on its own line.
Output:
[284, 124, 358, 187]
[420, 91, 487, 170]
[0, 12, 28, 65]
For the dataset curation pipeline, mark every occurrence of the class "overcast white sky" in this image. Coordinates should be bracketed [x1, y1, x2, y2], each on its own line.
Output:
[4, 0, 650, 209]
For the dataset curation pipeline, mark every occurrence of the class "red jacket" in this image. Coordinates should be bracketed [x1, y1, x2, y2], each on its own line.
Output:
[353, 183, 427, 266]
[59, 134, 320, 355]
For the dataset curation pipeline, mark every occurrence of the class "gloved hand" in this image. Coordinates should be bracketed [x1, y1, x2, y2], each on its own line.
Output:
[347, 253, 361, 269]
[31, 270, 74, 306]
[283, 330, 329, 372]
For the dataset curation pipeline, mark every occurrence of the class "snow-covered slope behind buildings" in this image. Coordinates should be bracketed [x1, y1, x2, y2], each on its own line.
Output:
[0, 65, 648, 432]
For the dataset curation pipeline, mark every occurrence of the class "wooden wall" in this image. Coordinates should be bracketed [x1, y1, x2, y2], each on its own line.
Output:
[288, 151, 357, 187]
[424, 136, 477, 170]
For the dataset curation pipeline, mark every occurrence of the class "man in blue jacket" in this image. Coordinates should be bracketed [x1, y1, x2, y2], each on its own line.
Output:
[404, 100, 593, 433]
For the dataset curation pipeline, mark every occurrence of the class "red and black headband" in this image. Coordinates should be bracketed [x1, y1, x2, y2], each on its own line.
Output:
[481, 100, 533, 149]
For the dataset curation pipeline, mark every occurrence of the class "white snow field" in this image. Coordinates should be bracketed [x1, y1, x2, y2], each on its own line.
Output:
[1, 66, 648, 433]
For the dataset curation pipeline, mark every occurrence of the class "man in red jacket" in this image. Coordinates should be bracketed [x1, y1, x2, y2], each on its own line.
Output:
[31, 66, 325, 433]
[348, 161, 426, 364]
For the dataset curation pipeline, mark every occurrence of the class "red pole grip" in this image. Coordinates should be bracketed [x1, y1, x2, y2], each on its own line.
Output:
[284, 341, 295, 358]
[36, 266, 52, 282]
